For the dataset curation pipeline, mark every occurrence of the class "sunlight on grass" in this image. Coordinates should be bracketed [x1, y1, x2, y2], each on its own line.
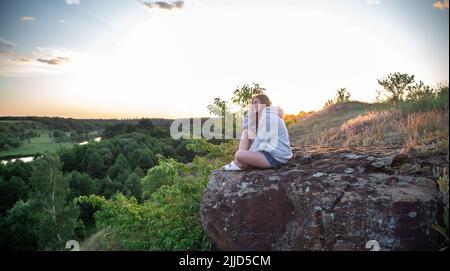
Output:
[0, 133, 75, 159]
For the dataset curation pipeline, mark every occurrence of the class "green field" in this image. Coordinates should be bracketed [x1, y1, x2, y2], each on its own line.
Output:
[0, 133, 75, 159]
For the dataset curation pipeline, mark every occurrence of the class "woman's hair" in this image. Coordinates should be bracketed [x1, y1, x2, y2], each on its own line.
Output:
[251, 94, 272, 135]
[252, 94, 272, 107]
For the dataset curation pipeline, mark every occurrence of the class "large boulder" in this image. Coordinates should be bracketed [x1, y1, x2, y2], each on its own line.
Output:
[200, 146, 447, 251]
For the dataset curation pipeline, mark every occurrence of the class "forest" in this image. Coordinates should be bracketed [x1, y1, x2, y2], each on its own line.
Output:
[0, 116, 210, 250]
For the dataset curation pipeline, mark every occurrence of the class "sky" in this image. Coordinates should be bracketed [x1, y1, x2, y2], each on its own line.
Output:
[0, 0, 448, 119]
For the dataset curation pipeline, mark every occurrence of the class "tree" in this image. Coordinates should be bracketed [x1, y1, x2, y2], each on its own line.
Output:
[129, 148, 156, 171]
[98, 176, 121, 199]
[124, 173, 143, 202]
[141, 158, 183, 199]
[405, 81, 435, 101]
[59, 147, 79, 172]
[138, 118, 155, 128]
[376, 72, 415, 103]
[29, 155, 79, 250]
[85, 149, 106, 179]
[231, 83, 266, 109]
[107, 153, 131, 181]
[65, 171, 98, 199]
[0, 200, 39, 251]
[207, 97, 229, 117]
[335, 88, 351, 103]
[0, 176, 28, 215]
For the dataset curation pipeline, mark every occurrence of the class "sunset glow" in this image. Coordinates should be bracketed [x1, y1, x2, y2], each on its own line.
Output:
[1, 0, 448, 118]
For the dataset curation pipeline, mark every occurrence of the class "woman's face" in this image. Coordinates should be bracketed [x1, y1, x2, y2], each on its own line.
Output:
[252, 97, 265, 113]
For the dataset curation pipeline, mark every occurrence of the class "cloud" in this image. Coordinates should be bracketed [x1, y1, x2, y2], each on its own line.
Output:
[37, 57, 70, 65]
[65, 0, 80, 5]
[59, 19, 66, 23]
[0, 50, 31, 64]
[434, 0, 449, 10]
[365, 0, 381, 5]
[1, 47, 71, 72]
[138, 0, 184, 10]
[1, 47, 74, 76]
[0, 37, 14, 48]
[20, 16, 36, 23]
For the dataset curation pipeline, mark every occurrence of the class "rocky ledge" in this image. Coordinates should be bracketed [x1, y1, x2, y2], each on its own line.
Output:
[200, 146, 447, 251]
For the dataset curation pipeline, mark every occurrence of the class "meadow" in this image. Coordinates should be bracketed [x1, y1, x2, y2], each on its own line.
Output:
[0, 132, 75, 160]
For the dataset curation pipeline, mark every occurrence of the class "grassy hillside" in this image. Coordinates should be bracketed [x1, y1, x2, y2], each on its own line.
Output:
[290, 102, 375, 146]
[289, 101, 449, 154]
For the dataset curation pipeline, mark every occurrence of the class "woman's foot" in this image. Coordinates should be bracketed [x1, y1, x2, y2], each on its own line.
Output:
[221, 161, 242, 171]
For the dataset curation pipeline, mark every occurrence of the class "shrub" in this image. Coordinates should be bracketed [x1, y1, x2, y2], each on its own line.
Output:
[433, 169, 449, 248]
[80, 140, 236, 250]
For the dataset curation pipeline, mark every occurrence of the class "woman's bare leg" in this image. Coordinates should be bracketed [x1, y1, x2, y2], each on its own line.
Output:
[233, 130, 253, 169]
[234, 150, 272, 169]
[239, 129, 250, 151]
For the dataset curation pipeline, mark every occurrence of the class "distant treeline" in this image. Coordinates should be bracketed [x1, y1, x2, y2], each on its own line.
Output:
[0, 117, 176, 152]
[0, 116, 174, 133]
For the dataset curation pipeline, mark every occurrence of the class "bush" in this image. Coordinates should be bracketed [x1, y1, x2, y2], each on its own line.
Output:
[80, 140, 236, 250]
[141, 157, 188, 200]
[433, 169, 449, 248]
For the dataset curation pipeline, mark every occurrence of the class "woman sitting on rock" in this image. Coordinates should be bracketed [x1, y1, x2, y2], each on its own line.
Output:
[222, 94, 293, 170]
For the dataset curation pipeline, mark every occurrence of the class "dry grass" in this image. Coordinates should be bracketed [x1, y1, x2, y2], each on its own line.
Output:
[403, 110, 449, 153]
[341, 110, 406, 147]
[289, 102, 449, 154]
[290, 102, 374, 146]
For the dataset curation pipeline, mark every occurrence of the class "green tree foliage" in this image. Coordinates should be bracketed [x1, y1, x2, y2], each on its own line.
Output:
[207, 97, 229, 117]
[98, 176, 120, 199]
[231, 83, 266, 109]
[102, 119, 169, 139]
[80, 139, 234, 250]
[65, 170, 98, 199]
[81, 180, 211, 251]
[129, 147, 156, 170]
[406, 81, 435, 101]
[107, 153, 131, 181]
[395, 81, 448, 113]
[0, 200, 39, 250]
[0, 119, 203, 250]
[0, 176, 28, 214]
[85, 149, 106, 179]
[376, 72, 416, 103]
[0, 159, 32, 181]
[29, 155, 79, 250]
[64, 171, 99, 238]
[0, 121, 39, 150]
[141, 157, 187, 200]
[124, 173, 143, 202]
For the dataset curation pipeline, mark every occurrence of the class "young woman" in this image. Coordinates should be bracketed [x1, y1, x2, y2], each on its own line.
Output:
[222, 94, 293, 170]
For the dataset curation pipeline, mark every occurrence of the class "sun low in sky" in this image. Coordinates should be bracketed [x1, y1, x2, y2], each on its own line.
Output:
[0, 0, 448, 119]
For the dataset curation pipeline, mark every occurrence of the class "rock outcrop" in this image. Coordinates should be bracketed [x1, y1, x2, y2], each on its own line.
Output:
[200, 146, 447, 251]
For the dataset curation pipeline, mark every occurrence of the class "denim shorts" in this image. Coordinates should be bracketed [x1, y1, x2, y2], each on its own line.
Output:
[259, 150, 284, 168]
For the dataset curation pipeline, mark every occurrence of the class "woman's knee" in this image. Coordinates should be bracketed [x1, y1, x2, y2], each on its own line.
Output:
[235, 150, 245, 161]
